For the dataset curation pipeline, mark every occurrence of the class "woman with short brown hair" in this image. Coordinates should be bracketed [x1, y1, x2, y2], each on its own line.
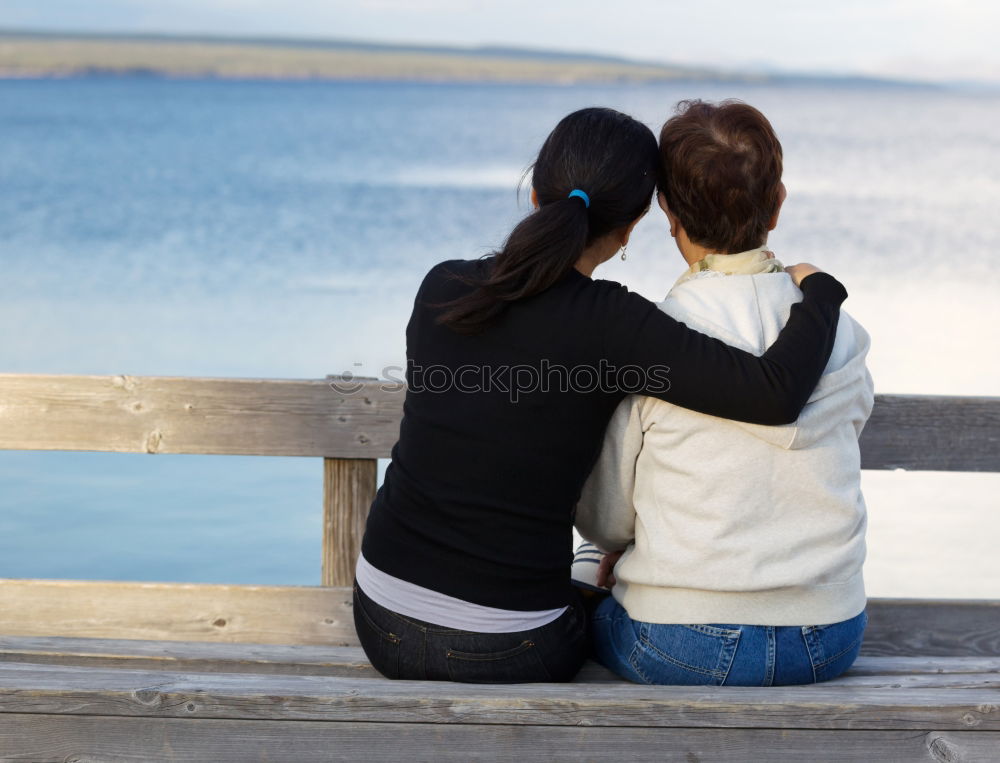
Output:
[576, 100, 873, 687]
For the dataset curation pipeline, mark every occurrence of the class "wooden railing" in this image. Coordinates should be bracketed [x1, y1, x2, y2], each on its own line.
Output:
[0, 373, 404, 587]
[0, 373, 997, 647]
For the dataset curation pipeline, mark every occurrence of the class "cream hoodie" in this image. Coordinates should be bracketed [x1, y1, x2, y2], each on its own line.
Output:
[575, 258, 874, 626]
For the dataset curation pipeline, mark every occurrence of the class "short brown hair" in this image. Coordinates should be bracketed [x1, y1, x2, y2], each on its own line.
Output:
[658, 100, 783, 253]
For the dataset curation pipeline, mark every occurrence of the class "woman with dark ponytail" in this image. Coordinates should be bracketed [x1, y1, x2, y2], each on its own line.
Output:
[436, 108, 656, 333]
[354, 107, 848, 683]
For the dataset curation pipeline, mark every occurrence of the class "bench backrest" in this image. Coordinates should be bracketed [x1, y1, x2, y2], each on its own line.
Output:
[1, 374, 997, 469]
[0, 373, 997, 653]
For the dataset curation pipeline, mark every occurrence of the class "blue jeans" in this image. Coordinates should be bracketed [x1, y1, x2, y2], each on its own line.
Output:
[591, 595, 867, 686]
[353, 583, 589, 683]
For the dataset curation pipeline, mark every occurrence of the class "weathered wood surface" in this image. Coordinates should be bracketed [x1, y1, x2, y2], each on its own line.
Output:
[859, 393, 1000, 471]
[0, 373, 403, 458]
[0, 661, 998, 730]
[0, 637, 379, 677]
[0, 580, 356, 645]
[1, 637, 998, 686]
[862, 598, 1000, 657]
[322, 458, 377, 587]
[0, 374, 997, 471]
[1, 715, 998, 763]
[3, 581, 999, 657]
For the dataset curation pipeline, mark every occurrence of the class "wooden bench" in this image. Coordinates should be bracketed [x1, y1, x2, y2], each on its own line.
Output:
[1, 373, 998, 761]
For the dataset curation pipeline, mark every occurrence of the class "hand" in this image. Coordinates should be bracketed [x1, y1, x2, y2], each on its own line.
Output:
[784, 263, 825, 287]
[596, 550, 625, 589]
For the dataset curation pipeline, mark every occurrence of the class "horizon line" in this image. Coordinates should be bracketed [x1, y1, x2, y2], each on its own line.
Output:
[0, 27, 952, 88]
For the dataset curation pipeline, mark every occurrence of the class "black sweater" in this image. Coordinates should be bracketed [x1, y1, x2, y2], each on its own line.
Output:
[361, 259, 848, 611]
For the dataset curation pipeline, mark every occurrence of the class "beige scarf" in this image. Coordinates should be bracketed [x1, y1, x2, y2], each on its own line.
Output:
[674, 247, 784, 288]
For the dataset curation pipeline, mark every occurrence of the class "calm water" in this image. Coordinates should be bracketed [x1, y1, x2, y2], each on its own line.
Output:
[1, 79, 998, 593]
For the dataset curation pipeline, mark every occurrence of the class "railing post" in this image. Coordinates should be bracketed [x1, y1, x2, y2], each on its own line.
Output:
[322, 457, 378, 587]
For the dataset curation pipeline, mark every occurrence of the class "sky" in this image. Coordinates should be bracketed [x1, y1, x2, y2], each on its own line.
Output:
[2, 0, 999, 84]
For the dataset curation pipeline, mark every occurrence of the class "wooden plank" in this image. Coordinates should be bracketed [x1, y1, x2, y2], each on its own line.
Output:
[578, 663, 1000, 689]
[0, 373, 404, 458]
[1, 662, 999, 730]
[0, 638, 378, 677]
[322, 458, 376, 587]
[4, 638, 995, 683]
[849, 655, 1000, 675]
[828, 672, 1000, 690]
[0, 637, 615, 682]
[860, 393, 1000, 471]
[1, 715, 998, 763]
[3, 583, 1000, 657]
[1, 375, 997, 471]
[863, 598, 1000, 657]
[0, 579, 356, 646]
[2, 638, 996, 689]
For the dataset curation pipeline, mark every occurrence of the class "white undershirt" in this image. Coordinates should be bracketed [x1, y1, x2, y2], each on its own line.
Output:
[355, 553, 567, 633]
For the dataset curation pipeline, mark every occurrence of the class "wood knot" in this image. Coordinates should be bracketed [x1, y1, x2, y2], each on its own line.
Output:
[927, 733, 958, 762]
[213, 618, 227, 628]
[145, 429, 164, 454]
[112, 374, 137, 392]
[132, 688, 162, 706]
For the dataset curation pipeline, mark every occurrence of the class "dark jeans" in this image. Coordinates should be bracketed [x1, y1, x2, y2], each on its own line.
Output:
[353, 582, 589, 683]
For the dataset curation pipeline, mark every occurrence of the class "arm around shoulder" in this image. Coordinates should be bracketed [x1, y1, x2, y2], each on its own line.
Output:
[598, 271, 849, 426]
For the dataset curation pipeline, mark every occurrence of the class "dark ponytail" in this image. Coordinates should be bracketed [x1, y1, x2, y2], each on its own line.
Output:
[436, 107, 661, 334]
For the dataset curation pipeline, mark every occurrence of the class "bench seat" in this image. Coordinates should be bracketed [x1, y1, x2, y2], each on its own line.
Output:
[1, 635, 998, 762]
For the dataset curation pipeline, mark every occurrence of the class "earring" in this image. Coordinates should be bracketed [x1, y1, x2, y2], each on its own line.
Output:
[620, 244, 628, 261]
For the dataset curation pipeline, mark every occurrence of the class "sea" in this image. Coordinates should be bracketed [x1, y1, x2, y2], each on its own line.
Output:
[1, 78, 998, 597]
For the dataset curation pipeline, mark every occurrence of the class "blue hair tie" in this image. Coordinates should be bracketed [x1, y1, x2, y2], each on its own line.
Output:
[567, 189, 590, 208]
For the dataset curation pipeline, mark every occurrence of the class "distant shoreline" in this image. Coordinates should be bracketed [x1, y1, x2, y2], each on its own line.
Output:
[0, 31, 924, 88]
[0, 32, 738, 85]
